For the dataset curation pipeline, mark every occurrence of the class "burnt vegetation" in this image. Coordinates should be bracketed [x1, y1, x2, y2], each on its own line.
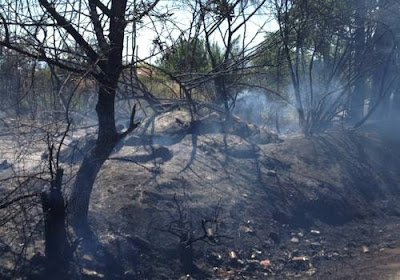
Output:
[0, 0, 400, 279]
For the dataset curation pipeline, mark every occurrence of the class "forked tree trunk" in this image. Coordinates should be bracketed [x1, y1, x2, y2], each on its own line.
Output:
[68, 0, 128, 224]
[68, 85, 120, 224]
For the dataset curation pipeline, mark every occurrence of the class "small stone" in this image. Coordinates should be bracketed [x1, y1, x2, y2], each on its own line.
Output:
[214, 268, 234, 277]
[82, 254, 93, 261]
[297, 232, 304, 238]
[292, 256, 309, 262]
[332, 251, 340, 257]
[123, 270, 135, 280]
[306, 268, 317, 276]
[310, 242, 321, 249]
[291, 237, 300, 244]
[208, 252, 223, 263]
[178, 274, 192, 280]
[206, 227, 214, 238]
[310, 230, 320, 235]
[230, 251, 238, 260]
[266, 170, 277, 176]
[82, 268, 104, 278]
[362, 245, 370, 254]
[244, 226, 254, 234]
[240, 224, 255, 234]
[260, 259, 271, 268]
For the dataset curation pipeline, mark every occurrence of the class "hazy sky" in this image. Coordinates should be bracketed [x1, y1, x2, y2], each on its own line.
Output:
[132, 2, 278, 62]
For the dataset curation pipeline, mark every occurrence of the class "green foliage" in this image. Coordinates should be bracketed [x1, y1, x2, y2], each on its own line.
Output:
[157, 38, 210, 74]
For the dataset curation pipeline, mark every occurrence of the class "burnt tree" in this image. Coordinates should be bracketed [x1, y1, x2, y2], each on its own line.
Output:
[0, 0, 156, 224]
[41, 168, 71, 266]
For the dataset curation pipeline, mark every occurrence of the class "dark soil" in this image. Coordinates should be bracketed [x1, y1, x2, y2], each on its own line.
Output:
[85, 129, 400, 279]
[2, 123, 400, 279]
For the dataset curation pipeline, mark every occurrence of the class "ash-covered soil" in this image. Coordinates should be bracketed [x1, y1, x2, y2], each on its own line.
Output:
[84, 130, 400, 279]
[1, 116, 400, 279]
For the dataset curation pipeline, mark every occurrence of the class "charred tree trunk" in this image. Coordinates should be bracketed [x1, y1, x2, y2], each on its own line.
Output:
[69, 84, 120, 225]
[214, 77, 230, 117]
[68, 0, 130, 224]
[41, 168, 71, 266]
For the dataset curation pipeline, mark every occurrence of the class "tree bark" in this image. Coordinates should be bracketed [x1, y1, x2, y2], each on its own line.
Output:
[68, 0, 129, 224]
[68, 85, 119, 224]
[41, 168, 71, 264]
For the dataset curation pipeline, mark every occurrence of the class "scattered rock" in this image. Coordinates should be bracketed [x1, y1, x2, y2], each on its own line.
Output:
[260, 259, 271, 268]
[290, 237, 300, 244]
[253, 249, 262, 255]
[82, 254, 94, 261]
[310, 242, 322, 249]
[178, 274, 192, 280]
[123, 270, 135, 280]
[310, 230, 321, 235]
[82, 268, 104, 279]
[306, 268, 317, 276]
[229, 251, 238, 260]
[290, 256, 311, 271]
[292, 256, 309, 262]
[240, 225, 255, 234]
[208, 252, 223, 264]
[362, 245, 370, 254]
[214, 267, 234, 277]
[266, 170, 277, 177]
[332, 251, 340, 257]
[250, 249, 262, 259]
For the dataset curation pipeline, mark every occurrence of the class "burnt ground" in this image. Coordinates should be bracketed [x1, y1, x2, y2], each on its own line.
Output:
[2, 122, 400, 279]
[86, 130, 400, 279]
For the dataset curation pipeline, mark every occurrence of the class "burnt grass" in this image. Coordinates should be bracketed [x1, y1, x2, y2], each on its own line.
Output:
[3, 127, 400, 279]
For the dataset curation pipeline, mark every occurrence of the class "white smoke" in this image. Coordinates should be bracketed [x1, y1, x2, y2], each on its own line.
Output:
[233, 90, 299, 134]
